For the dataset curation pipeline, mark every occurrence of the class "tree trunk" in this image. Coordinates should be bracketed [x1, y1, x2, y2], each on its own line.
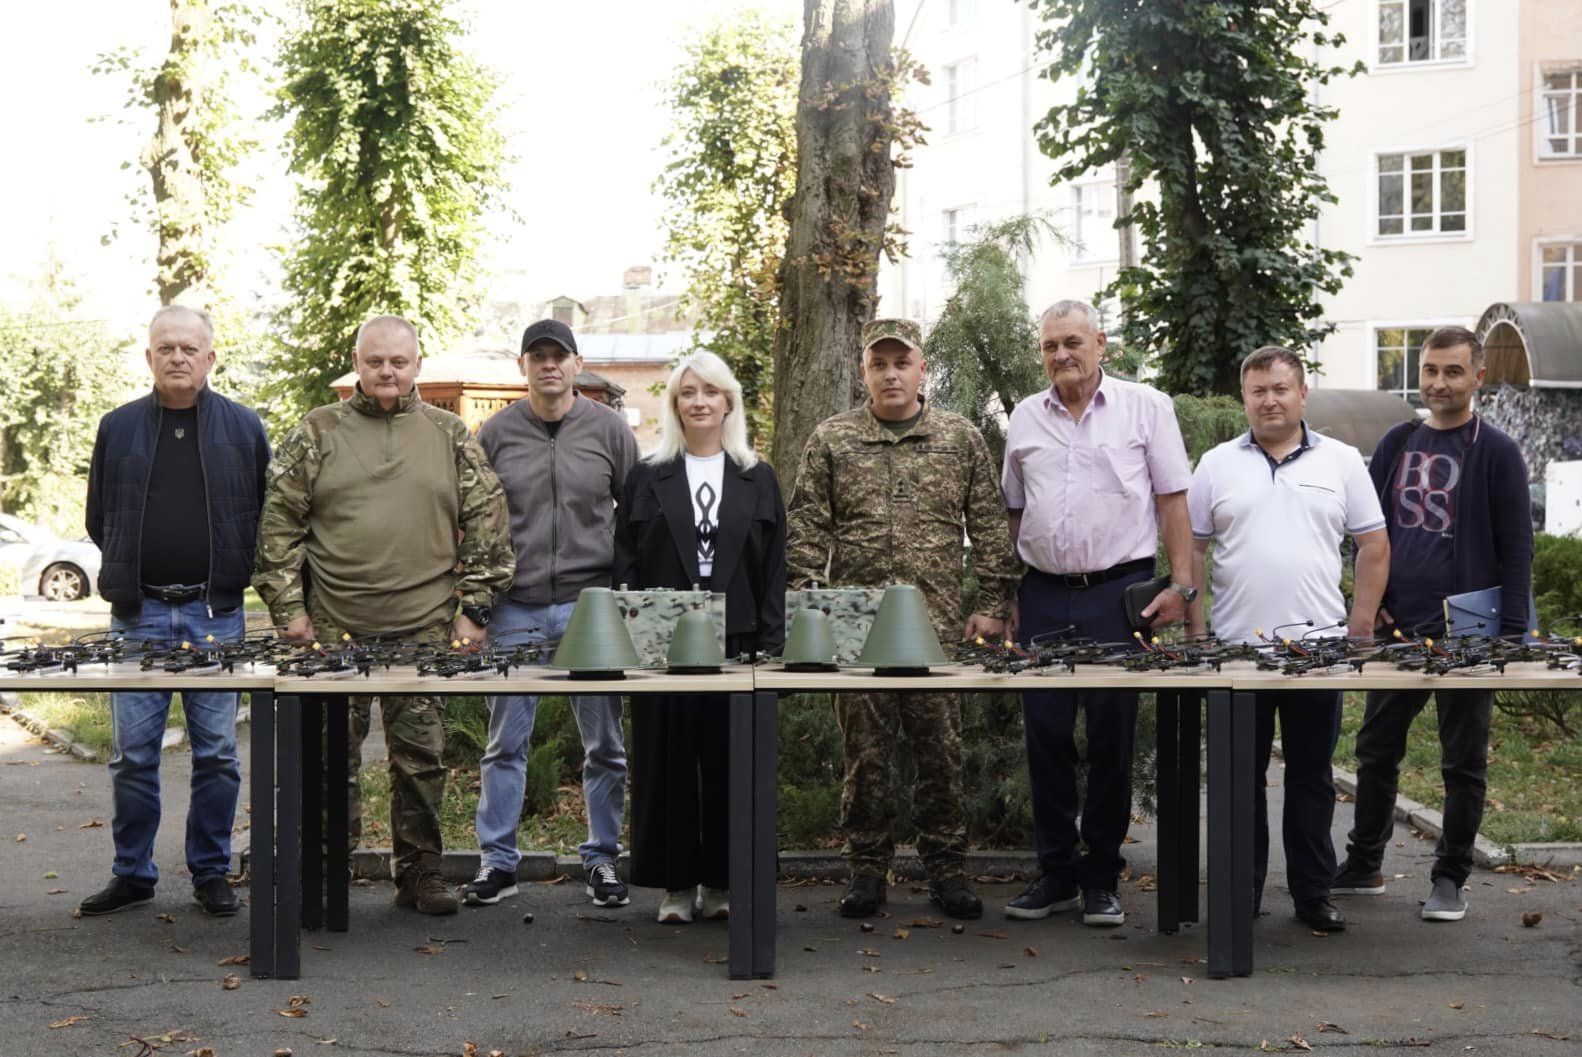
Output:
[143, 0, 211, 307]
[769, 0, 897, 493]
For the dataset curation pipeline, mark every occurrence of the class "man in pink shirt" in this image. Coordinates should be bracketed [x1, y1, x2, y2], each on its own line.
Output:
[1001, 300, 1196, 927]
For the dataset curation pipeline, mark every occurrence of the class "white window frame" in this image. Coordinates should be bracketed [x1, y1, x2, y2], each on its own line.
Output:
[1369, 144, 1472, 244]
[1068, 176, 1119, 265]
[1535, 237, 1582, 302]
[942, 57, 977, 136]
[1536, 65, 1582, 161]
[1371, 0, 1472, 71]
[1370, 319, 1467, 406]
[941, 204, 975, 248]
[947, 0, 977, 28]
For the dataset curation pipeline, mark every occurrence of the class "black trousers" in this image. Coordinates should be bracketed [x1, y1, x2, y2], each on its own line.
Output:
[628, 692, 731, 892]
[1252, 690, 1342, 906]
[1017, 565, 1150, 892]
[1344, 688, 1492, 887]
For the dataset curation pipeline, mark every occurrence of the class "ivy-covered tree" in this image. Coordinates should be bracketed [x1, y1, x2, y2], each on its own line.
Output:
[770, 0, 925, 488]
[93, 0, 261, 307]
[0, 260, 129, 535]
[1029, 0, 1361, 395]
[266, 0, 507, 427]
[654, 11, 799, 446]
[923, 217, 1053, 466]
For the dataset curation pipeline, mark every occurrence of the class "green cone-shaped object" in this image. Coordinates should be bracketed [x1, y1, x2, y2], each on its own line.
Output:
[858, 584, 948, 675]
[551, 587, 641, 679]
[781, 608, 838, 671]
[666, 609, 726, 674]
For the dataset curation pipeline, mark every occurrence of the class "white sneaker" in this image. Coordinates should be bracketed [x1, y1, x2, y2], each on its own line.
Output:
[696, 886, 730, 920]
[658, 888, 694, 924]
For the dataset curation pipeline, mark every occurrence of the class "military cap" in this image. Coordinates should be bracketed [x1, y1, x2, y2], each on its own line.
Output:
[861, 317, 923, 353]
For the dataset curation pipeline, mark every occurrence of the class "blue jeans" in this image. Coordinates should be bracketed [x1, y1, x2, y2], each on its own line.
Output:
[476, 599, 626, 871]
[108, 598, 245, 886]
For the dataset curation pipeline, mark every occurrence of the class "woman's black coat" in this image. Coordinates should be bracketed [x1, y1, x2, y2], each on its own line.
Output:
[612, 453, 787, 654]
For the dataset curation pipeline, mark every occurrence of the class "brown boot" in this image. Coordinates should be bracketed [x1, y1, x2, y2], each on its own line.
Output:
[396, 869, 458, 915]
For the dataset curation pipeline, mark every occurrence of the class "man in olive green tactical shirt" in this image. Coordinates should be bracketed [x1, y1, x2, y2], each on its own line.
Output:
[253, 315, 513, 915]
[786, 317, 1022, 920]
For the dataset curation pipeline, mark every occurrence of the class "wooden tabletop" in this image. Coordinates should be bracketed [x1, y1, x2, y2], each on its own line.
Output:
[0, 664, 278, 692]
[273, 664, 757, 696]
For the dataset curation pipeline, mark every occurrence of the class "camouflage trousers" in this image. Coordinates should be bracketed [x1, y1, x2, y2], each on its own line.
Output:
[310, 601, 450, 883]
[834, 691, 967, 881]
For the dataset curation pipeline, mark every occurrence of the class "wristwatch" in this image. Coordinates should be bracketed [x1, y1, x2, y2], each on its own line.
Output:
[460, 605, 492, 628]
[1169, 582, 1199, 604]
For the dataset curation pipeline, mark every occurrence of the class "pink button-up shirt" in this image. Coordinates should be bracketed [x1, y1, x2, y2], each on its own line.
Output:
[1002, 372, 1192, 575]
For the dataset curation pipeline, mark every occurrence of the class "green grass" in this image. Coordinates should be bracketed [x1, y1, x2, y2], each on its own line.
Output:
[13, 693, 189, 759]
[1335, 693, 1582, 846]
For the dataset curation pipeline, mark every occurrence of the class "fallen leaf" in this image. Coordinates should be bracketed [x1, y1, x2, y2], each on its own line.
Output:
[463, 1043, 479, 1057]
[1448, 1001, 1463, 1010]
[414, 945, 445, 955]
[1531, 1030, 1572, 1041]
[704, 952, 729, 963]
[278, 1009, 307, 1018]
[1288, 1034, 1312, 1052]
[46, 888, 66, 895]
[976, 930, 1008, 939]
[759, 983, 778, 990]
[1022, 946, 1038, 958]
[1144, 1011, 1168, 1018]
[852, 1020, 869, 1032]
[858, 948, 881, 957]
[191, 1048, 217, 1057]
[372, 997, 390, 1008]
[274, 1049, 293, 1057]
[157, 913, 176, 924]
[893, 928, 910, 940]
[16, 834, 25, 842]
[571, 999, 623, 1016]
[221, 973, 240, 990]
[573, 969, 589, 982]
[48, 1015, 88, 1029]
[729, 1007, 747, 1017]
[867, 992, 896, 1005]
[43, 871, 58, 879]
[1316, 1022, 1349, 1034]
[79, 818, 105, 829]
[1181, 976, 1195, 985]
[909, 916, 943, 928]
[217, 954, 249, 966]
[862, 965, 880, 973]
[1522, 911, 1543, 927]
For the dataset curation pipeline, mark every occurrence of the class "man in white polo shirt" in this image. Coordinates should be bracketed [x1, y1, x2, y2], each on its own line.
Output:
[1187, 346, 1389, 933]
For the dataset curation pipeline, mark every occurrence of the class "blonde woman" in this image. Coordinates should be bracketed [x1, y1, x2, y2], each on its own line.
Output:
[612, 351, 786, 923]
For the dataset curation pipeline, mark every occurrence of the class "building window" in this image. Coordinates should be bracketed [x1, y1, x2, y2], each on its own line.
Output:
[1376, 326, 1435, 405]
[948, 0, 976, 26]
[1377, 149, 1467, 237]
[1377, 0, 1467, 65]
[1070, 181, 1117, 262]
[1541, 242, 1582, 302]
[943, 59, 976, 134]
[1541, 69, 1582, 158]
[941, 205, 975, 246]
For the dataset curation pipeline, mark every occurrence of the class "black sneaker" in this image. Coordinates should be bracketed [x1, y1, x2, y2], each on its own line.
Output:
[585, 862, 630, 907]
[79, 877, 155, 916]
[462, 866, 519, 906]
[1081, 889, 1125, 927]
[839, 874, 887, 918]
[1332, 861, 1386, 896]
[1004, 874, 1081, 920]
[929, 876, 984, 920]
[193, 876, 239, 916]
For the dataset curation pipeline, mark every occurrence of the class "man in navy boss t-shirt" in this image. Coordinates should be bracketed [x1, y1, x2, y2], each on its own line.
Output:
[1335, 326, 1532, 925]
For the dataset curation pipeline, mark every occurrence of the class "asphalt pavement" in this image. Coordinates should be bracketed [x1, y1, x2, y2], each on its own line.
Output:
[2, 710, 1578, 1057]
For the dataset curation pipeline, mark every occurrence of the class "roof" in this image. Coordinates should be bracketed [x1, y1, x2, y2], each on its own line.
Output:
[1476, 302, 1582, 389]
[1304, 388, 1418, 456]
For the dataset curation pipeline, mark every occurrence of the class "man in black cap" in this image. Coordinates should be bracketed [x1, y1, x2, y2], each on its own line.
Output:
[464, 319, 640, 910]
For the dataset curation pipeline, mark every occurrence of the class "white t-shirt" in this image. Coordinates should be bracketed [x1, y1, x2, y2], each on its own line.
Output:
[1187, 427, 1385, 645]
[684, 451, 726, 578]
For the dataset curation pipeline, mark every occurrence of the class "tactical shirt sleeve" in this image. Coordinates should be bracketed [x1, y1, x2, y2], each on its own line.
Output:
[962, 425, 1021, 619]
[251, 423, 319, 625]
[453, 429, 515, 610]
[784, 428, 836, 590]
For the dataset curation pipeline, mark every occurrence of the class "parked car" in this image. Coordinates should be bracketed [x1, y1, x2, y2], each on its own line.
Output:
[0, 513, 101, 602]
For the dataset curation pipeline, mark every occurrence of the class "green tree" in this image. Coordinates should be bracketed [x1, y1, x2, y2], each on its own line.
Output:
[0, 260, 130, 535]
[655, 11, 798, 446]
[1029, 0, 1360, 395]
[923, 217, 1053, 466]
[93, 0, 262, 307]
[266, 0, 508, 428]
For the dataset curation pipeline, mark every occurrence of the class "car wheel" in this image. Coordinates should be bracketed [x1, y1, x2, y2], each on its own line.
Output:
[40, 563, 88, 602]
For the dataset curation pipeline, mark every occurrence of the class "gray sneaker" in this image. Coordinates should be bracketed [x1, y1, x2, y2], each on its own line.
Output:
[1421, 877, 1467, 922]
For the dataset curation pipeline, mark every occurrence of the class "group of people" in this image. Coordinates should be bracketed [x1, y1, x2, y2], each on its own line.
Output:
[76, 299, 1530, 941]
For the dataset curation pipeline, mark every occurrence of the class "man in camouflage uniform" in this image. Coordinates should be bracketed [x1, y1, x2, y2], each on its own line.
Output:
[254, 315, 513, 915]
[786, 317, 1021, 920]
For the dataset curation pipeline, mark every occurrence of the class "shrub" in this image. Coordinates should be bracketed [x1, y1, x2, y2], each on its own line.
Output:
[0, 562, 19, 598]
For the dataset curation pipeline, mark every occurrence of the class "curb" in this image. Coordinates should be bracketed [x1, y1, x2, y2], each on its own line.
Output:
[0, 693, 99, 762]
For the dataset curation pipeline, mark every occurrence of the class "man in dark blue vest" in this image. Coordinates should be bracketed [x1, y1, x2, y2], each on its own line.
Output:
[80, 305, 271, 917]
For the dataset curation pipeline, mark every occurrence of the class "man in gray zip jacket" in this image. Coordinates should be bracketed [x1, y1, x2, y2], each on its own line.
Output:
[464, 319, 640, 909]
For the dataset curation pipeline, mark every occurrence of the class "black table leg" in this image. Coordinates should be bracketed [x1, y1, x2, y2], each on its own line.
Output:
[1207, 688, 1233, 977]
[275, 694, 302, 979]
[727, 690, 754, 980]
[751, 690, 778, 979]
[1156, 690, 1181, 935]
[300, 696, 323, 931]
[1230, 690, 1255, 976]
[249, 690, 276, 978]
[1179, 690, 1202, 926]
[326, 695, 350, 932]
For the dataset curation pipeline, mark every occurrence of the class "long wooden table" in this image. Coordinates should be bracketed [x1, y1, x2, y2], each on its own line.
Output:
[9, 660, 1578, 982]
